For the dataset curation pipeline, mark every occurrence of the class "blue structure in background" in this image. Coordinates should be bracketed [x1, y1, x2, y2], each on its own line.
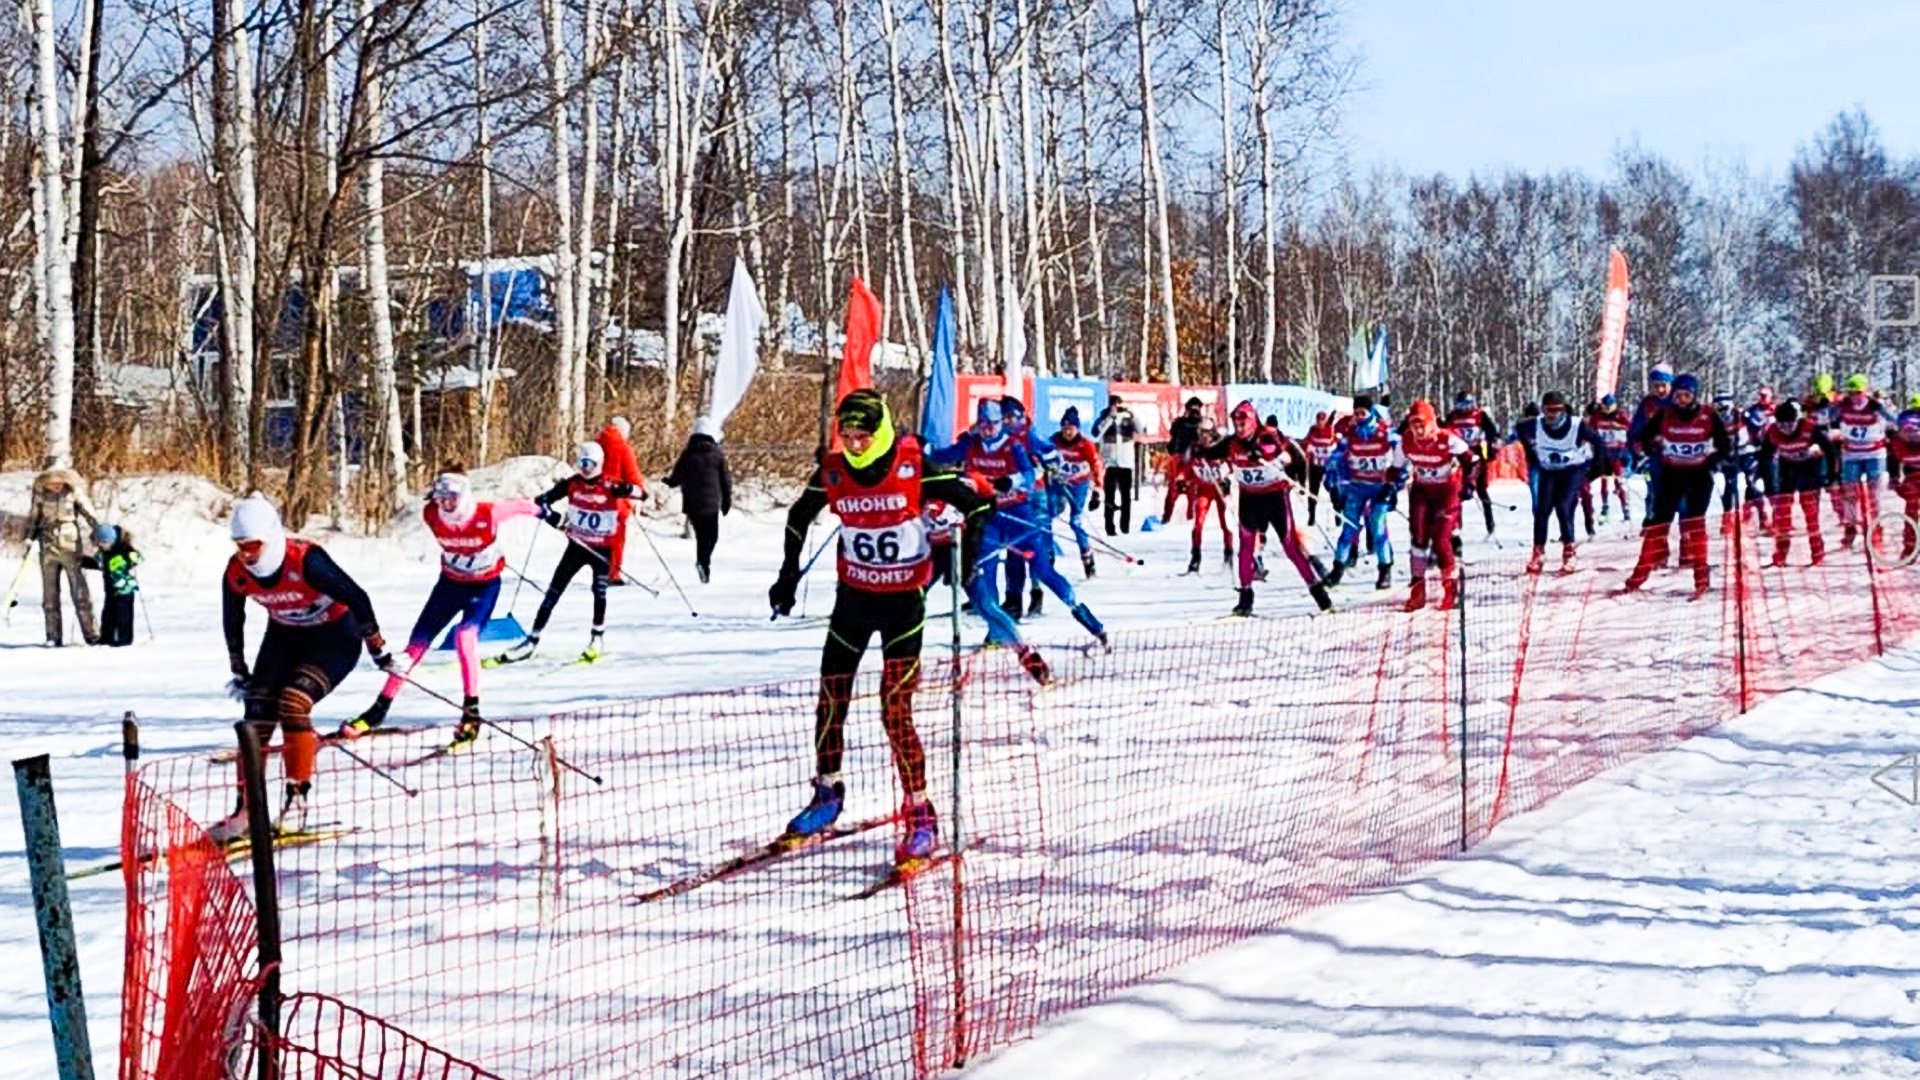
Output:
[427, 264, 555, 340]
[921, 287, 958, 448]
[1032, 378, 1108, 438]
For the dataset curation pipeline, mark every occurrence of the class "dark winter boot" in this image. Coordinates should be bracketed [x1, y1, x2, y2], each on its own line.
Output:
[1186, 547, 1202, 575]
[1223, 544, 1235, 566]
[1231, 588, 1255, 617]
[1082, 552, 1097, 578]
[1309, 582, 1334, 612]
[1375, 562, 1393, 590]
[452, 697, 483, 746]
[785, 776, 846, 838]
[340, 695, 392, 739]
[1028, 587, 1045, 618]
[1003, 590, 1024, 620]
[697, 564, 711, 584]
[1526, 546, 1545, 575]
[1322, 561, 1346, 588]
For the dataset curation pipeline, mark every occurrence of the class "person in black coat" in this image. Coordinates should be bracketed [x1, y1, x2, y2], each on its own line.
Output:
[666, 416, 733, 583]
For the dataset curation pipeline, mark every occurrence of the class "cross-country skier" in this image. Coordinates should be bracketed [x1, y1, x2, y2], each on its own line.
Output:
[1588, 395, 1632, 524]
[1624, 374, 1731, 597]
[1049, 406, 1105, 578]
[769, 390, 995, 864]
[1194, 400, 1332, 615]
[1757, 400, 1836, 567]
[1628, 363, 1676, 523]
[1511, 390, 1601, 574]
[213, 495, 391, 840]
[995, 397, 1061, 618]
[1302, 412, 1339, 525]
[1179, 422, 1235, 573]
[1323, 408, 1400, 590]
[1829, 373, 1897, 549]
[1713, 393, 1766, 532]
[1446, 393, 1501, 538]
[1888, 399, 1920, 561]
[494, 442, 644, 665]
[343, 469, 541, 743]
[1394, 400, 1472, 610]
[1743, 386, 1778, 516]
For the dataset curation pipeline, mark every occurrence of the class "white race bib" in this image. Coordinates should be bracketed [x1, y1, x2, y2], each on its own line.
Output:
[567, 506, 619, 539]
[841, 523, 930, 569]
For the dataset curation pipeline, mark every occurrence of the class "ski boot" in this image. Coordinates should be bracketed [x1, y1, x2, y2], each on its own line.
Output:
[1223, 544, 1235, 566]
[1082, 552, 1097, 578]
[1309, 582, 1334, 612]
[1186, 547, 1202, 575]
[580, 630, 604, 663]
[1843, 524, 1859, 550]
[697, 564, 711, 585]
[1526, 546, 1545, 575]
[492, 635, 539, 666]
[1017, 646, 1052, 686]
[1375, 562, 1393, 590]
[785, 776, 846, 838]
[1254, 555, 1269, 582]
[1437, 576, 1459, 610]
[1231, 588, 1255, 617]
[1561, 543, 1578, 574]
[1070, 603, 1108, 649]
[1321, 561, 1345, 588]
[1809, 540, 1826, 566]
[276, 781, 311, 835]
[1404, 576, 1427, 612]
[1028, 588, 1045, 618]
[1690, 565, 1711, 601]
[1003, 590, 1024, 621]
[339, 696, 391, 739]
[207, 794, 249, 844]
[451, 696, 483, 746]
[1309, 555, 1329, 582]
[898, 798, 939, 863]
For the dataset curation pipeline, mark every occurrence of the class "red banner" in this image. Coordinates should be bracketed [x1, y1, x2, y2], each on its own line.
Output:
[835, 276, 881, 407]
[953, 374, 1032, 443]
[1594, 249, 1629, 400]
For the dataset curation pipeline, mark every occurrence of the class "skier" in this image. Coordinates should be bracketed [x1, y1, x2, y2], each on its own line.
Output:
[1049, 406, 1105, 577]
[495, 442, 645, 665]
[996, 397, 1059, 618]
[596, 416, 646, 581]
[1742, 385, 1778, 521]
[1194, 400, 1332, 615]
[1302, 412, 1339, 526]
[1092, 397, 1137, 535]
[664, 416, 732, 584]
[1323, 407, 1400, 590]
[82, 523, 140, 647]
[214, 495, 391, 840]
[1888, 399, 1920, 561]
[1445, 393, 1501, 537]
[25, 466, 101, 646]
[1757, 400, 1837, 566]
[1588, 395, 1632, 524]
[769, 390, 995, 864]
[1713, 392, 1766, 532]
[1160, 397, 1207, 525]
[1624, 374, 1730, 597]
[1829, 374, 1897, 549]
[1628, 363, 1676, 523]
[343, 469, 541, 742]
[1511, 390, 1601, 574]
[1393, 400, 1472, 610]
[1180, 422, 1235, 573]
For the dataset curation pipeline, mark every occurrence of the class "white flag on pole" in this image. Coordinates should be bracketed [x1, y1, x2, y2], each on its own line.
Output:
[707, 257, 765, 436]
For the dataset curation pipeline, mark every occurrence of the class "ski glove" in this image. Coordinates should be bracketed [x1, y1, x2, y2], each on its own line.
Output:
[769, 569, 801, 617]
[227, 656, 251, 701]
[362, 628, 393, 670]
[991, 476, 1014, 494]
[1089, 490, 1100, 511]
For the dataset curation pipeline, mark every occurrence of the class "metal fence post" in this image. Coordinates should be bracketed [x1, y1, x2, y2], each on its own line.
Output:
[235, 721, 282, 1080]
[12, 754, 96, 1080]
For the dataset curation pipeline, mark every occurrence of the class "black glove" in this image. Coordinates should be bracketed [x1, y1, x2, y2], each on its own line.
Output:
[363, 629, 395, 671]
[543, 509, 564, 529]
[769, 568, 800, 616]
[227, 655, 251, 701]
[991, 475, 1013, 494]
[1089, 490, 1101, 511]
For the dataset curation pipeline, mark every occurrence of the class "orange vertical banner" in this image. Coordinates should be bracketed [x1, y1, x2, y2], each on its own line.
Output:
[1594, 248, 1630, 400]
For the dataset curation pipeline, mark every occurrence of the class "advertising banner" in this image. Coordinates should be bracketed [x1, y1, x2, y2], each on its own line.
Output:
[1032, 377, 1108, 437]
[1224, 383, 1353, 439]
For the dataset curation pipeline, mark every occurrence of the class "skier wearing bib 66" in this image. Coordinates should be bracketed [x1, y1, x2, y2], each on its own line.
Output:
[343, 468, 541, 743]
[770, 390, 993, 866]
[496, 442, 644, 665]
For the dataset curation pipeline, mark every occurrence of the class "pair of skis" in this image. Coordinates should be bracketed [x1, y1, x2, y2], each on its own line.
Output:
[67, 822, 357, 881]
[633, 815, 957, 904]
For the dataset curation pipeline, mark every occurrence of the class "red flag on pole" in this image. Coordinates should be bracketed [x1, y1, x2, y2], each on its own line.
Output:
[835, 276, 881, 407]
[1594, 249, 1630, 400]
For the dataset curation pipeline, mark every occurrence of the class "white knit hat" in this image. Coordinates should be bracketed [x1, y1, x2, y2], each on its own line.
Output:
[230, 494, 288, 577]
[694, 415, 719, 441]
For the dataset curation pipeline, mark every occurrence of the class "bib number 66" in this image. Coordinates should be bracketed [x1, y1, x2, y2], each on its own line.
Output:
[849, 529, 902, 564]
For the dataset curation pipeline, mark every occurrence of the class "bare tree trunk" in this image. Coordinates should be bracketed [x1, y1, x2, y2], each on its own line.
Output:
[878, 0, 926, 363]
[1076, 15, 1109, 378]
[1253, 13, 1278, 382]
[67, 0, 104, 437]
[29, 0, 75, 466]
[1014, 0, 1044, 375]
[1133, 0, 1179, 383]
[232, 0, 261, 482]
[540, 0, 579, 452]
[359, 0, 407, 508]
[1216, 2, 1239, 385]
[473, 0, 496, 464]
[572, 0, 603, 436]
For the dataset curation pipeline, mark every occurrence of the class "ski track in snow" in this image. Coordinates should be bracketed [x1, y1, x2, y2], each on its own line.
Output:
[1, 468, 1914, 1078]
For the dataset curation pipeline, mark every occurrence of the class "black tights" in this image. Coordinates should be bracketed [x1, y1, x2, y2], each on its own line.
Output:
[533, 541, 610, 633]
[814, 586, 927, 795]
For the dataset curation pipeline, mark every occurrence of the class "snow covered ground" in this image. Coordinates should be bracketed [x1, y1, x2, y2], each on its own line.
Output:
[1, 464, 1912, 1078]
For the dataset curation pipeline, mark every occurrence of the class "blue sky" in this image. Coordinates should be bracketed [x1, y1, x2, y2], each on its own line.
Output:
[1340, 0, 1920, 179]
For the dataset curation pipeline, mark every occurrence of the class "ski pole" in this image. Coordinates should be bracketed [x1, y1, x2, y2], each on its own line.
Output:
[137, 589, 155, 643]
[392, 670, 604, 786]
[330, 739, 420, 796]
[506, 522, 540, 610]
[552, 531, 662, 596]
[633, 521, 697, 617]
[771, 525, 842, 623]
[2, 539, 34, 625]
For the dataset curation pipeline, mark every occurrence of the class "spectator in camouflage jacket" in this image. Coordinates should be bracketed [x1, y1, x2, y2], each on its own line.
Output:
[26, 466, 100, 645]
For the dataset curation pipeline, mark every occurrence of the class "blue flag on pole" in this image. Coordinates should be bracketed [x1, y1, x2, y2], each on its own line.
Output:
[922, 286, 957, 448]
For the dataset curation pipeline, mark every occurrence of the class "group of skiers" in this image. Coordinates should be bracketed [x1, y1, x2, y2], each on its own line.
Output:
[9, 466, 142, 648]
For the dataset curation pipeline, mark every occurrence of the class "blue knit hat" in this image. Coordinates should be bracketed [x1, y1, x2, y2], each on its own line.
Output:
[1061, 406, 1081, 428]
[976, 399, 1003, 425]
[1673, 373, 1700, 395]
